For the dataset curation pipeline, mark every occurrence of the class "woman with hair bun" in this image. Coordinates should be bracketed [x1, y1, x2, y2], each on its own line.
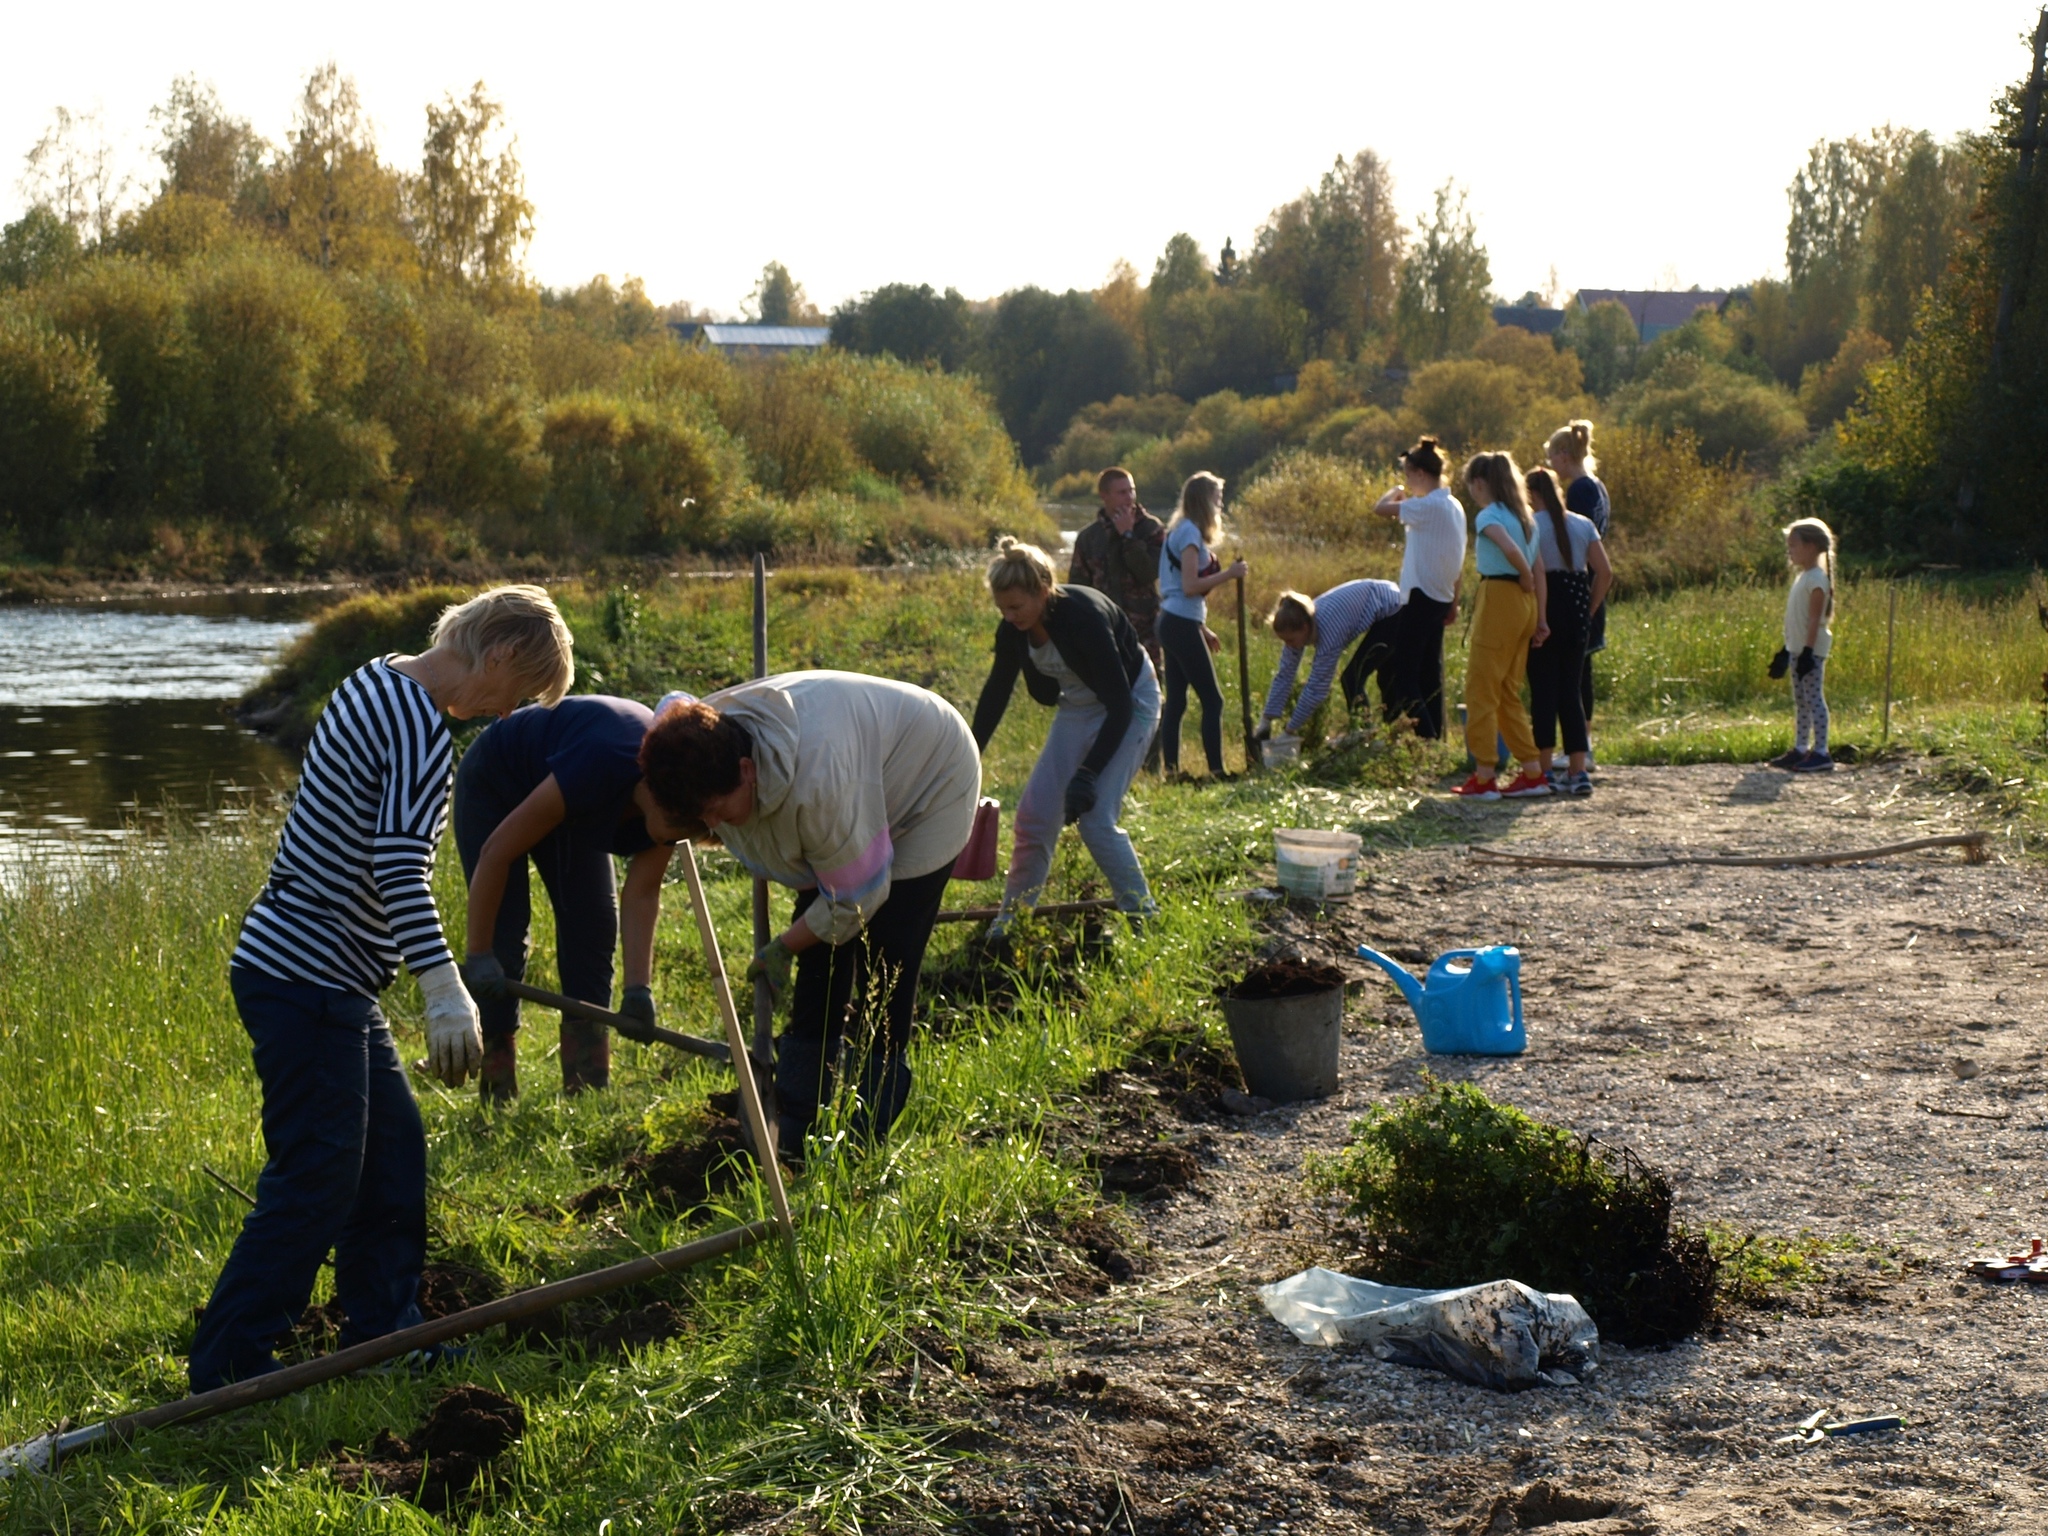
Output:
[1546, 420, 1611, 743]
[971, 536, 1160, 936]
[1373, 436, 1466, 739]
[636, 673, 980, 1148]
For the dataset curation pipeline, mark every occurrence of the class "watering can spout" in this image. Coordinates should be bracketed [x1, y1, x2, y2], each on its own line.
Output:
[1355, 946, 1425, 1012]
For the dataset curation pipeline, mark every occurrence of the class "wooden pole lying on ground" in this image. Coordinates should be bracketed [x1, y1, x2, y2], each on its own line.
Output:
[504, 980, 730, 1063]
[934, 898, 1116, 925]
[750, 554, 777, 1085]
[1467, 831, 1988, 872]
[1235, 574, 1259, 768]
[1882, 582, 1898, 747]
[679, 843, 795, 1243]
[0, 1219, 773, 1479]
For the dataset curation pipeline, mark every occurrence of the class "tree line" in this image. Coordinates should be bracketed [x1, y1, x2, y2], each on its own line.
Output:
[0, 71, 1038, 574]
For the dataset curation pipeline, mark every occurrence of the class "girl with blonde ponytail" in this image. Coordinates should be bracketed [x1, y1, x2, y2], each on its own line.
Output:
[1768, 518, 1838, 772]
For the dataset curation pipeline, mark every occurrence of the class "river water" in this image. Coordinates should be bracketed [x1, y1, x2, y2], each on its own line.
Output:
[0, 592, 324, 872]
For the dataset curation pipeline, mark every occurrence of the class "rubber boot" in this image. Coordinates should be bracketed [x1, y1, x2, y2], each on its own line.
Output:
[559, 1018, 611, 1095]
[479, 1035, 518, 1105]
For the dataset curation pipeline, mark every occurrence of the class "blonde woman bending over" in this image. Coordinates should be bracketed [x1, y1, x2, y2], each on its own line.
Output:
[971, 537, 1160, 936]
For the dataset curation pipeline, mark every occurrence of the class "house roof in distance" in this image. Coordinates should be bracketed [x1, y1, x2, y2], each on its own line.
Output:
[1573, 289, 1731, 333]
[668, 322, 831, 350]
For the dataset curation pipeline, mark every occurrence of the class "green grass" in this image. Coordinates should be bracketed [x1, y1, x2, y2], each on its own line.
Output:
[0, 813, 1261, 1531]
[3, 563, 2040, 1529]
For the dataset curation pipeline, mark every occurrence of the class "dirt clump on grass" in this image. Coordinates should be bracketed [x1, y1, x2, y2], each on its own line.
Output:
[567, 1116, 750, 1218]
[1098, 1141, 1206, 1200]
[331, 1384, 525, 1512]
[514, 1297, 691, 1354]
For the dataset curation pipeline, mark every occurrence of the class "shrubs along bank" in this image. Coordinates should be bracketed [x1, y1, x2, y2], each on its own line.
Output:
[0, 72, 1042, 576]
[0, 259, 1043, 575]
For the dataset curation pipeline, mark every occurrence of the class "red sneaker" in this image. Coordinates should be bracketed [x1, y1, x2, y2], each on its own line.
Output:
[1453, 774, 1501, 800]
[1500, 771, 1554, 799]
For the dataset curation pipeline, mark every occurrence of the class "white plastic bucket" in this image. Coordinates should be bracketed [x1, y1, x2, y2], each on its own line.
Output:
[1263, 733, 1302, 765]
[1274, 828, 1362, 899]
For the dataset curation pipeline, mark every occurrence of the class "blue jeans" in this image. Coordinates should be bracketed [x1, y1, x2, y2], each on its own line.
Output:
[187, 967, 427, 1392]
[996, 660, 1159, 928]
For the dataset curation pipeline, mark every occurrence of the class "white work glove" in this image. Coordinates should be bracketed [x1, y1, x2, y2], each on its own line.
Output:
[417, 962, 483, 1087]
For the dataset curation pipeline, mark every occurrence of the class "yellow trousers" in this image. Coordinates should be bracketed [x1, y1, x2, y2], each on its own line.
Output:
[1464, 579, 1538, 770]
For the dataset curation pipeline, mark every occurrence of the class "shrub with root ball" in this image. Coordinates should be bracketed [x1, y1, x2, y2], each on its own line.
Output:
[1306, 1074, 1717, 1345]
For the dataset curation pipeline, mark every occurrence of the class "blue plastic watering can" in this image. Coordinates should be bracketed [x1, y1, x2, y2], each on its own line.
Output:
[1355, 945, 1526, 1055]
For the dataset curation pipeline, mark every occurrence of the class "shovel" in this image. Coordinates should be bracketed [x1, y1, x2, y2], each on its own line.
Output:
[0, 1219, 771, 1479]
[503, 979, 730, 1064]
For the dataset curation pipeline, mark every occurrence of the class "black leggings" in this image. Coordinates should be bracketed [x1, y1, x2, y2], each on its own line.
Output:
[777, 859, 956, 1143]
[1530, 570, 1592, 755]
[1389, 590, 1451, 740]
[453, 750, 618, 1047]
[1338, 610, 1406, 721]
[1156, 610, 1225, 773]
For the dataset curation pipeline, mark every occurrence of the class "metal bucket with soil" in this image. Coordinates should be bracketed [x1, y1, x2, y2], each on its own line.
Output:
[1218, 960, 1347, 1102]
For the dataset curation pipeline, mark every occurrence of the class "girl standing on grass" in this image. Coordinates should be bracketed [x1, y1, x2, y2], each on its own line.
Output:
[1155, 471, 1247, 781]
[1524, 467, 1613, 797]
[188, 586, 575, 1393]
[971, 537, 1160, 937]
[1455, 453, 1552, 800]
[1769, 518, 1836, 773]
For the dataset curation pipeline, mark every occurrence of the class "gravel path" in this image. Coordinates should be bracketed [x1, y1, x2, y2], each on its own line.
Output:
[938, 761, 2045, 1536]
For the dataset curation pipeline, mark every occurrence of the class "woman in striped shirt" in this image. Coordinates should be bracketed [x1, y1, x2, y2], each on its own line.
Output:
[188, 586, 574, 1393]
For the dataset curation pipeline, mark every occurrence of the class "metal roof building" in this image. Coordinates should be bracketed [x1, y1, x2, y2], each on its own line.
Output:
[668, 322, 832, 356]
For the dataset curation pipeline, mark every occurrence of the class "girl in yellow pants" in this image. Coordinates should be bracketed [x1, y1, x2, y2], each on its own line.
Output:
[1457, 452, 1552, 800]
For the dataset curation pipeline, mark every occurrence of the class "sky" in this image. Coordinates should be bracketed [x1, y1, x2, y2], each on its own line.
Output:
[1, 0, 2035, 318]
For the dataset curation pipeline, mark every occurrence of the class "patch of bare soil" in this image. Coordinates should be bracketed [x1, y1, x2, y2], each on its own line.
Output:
[938, 762, 2047, 1534]
[566, 1116, 751, 1218]
[330, 1383, 524, 1511]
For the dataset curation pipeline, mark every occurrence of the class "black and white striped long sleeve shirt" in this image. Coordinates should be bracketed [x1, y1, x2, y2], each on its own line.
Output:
[233, 658, 456, 997]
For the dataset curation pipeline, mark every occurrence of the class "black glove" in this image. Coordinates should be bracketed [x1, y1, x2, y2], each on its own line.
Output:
[1063, 766, 1099, 825]
[1253, 718, 1274, 742]
[1795, 647, 1817, 678]
[616, 985, 657, 1042]
[1767, 648, 1790, 680]
[462, 951, 512, 1003]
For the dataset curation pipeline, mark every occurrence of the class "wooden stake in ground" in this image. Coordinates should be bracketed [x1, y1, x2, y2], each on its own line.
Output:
[679, 842, 796, 1243]
[1236, 574, 1260, 768]
[1882, 582, 1898, 747]
[749, 554, 778, 1102]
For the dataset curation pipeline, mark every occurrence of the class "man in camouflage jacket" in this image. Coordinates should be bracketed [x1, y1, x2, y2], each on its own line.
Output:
[1068, 467, 1167, 770]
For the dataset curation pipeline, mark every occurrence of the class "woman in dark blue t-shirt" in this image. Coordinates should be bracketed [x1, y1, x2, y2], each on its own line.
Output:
[453, 695, 678, 1100]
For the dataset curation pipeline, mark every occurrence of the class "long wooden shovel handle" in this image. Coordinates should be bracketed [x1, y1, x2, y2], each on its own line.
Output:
[0, 1219, 771, 1477]
[503, 980, 730, 1064]
[680, 843, 796, 1243]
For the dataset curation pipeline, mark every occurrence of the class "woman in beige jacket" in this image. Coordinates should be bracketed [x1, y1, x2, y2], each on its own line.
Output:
[638, 671, 979, 1145]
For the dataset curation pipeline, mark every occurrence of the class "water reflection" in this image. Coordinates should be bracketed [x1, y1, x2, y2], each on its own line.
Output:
[0, 595, 321, 871]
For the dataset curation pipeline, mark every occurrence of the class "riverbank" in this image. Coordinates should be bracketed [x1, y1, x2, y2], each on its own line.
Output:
[1, 750, 2040, 1532]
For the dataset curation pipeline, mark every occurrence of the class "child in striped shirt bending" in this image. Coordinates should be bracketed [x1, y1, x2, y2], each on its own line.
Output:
[188, 586, 574, 1393]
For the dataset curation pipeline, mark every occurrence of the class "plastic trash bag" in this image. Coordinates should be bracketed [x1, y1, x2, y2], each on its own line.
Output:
[1257, 1266, 1600, 1391]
